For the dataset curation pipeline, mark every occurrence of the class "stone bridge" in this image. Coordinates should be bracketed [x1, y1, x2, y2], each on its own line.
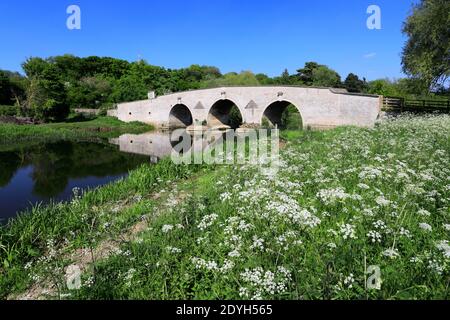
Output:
[117, 86, 381, 129]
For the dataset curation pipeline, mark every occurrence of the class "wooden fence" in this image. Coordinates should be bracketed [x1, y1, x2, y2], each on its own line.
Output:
[382, 97, 450, 113]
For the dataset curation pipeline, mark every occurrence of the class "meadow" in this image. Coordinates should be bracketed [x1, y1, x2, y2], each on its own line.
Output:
[1, 114, 449, 299]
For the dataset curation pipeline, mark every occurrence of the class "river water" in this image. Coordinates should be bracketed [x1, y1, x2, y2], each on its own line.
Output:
[0, 132, 177, 222]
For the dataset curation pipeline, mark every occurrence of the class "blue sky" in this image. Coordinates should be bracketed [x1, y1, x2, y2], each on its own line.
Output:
[0, 0, 418, 80]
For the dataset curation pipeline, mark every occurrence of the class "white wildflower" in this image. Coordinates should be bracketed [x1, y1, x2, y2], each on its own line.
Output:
[382, 248, 400, 259]
[419, 223, 432, 232]
[339, 223, 357, 240]
[162, 224, 174, 233]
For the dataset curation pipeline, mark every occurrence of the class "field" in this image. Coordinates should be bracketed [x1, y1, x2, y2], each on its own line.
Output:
[0, 114, 449, 299]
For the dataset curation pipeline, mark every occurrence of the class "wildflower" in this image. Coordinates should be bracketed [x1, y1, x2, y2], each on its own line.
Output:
[166, 246, 181, 254]
[419, 223, 432, 232]
[317, 187, 349, 204]
[162, 224, 174, 233]
[435, 240, 450, 258]
[339, 223, 357, 240]
[399, 227, 412, 238]
[382, 248, 400, 259]
[343, 274, 355, 289]
[373, 220, 387, 231]
[228, 250, 241, 258]
[327, 242, 337, 250]
[418, 209, 431, 217]
[198, 214, 218, 231]
[240, 266, 291, 299]
[220, 192, 232, 202]
[358, 183, 370, 190]
[428, 259, 444, 275]
[250, 236, 265, 251]
[367, 230, 382, 243]
[84, 276, 94, 288]
[375, 196, 391, 207]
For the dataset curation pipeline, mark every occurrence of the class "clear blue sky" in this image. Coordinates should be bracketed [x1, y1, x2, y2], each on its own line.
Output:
[0, 0, 418, 80]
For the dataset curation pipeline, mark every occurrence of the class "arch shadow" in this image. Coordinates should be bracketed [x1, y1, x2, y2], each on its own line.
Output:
[261, 100, 303, 129]
[169, 104, 193, 128]
[207, 99, 244, 129]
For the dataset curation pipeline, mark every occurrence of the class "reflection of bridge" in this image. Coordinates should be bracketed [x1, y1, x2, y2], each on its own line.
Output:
[109, 131, 218, 161]
[117, 86, 381, 129]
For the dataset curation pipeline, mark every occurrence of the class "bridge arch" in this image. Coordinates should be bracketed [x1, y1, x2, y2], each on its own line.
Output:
[168, 104, 193, 128]
[207, 99, 244, 129]
[261, 100, 303, 129]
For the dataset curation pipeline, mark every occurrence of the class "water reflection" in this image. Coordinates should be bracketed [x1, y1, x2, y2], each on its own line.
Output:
[109, 130, 227, 161]
[0, 129, 262, 222]
[0, 141, 149, 221]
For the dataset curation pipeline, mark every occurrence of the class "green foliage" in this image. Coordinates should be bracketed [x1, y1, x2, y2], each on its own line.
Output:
[344, 73, 368, 93]
[296, 62, 321, 85]
[401, 0, 450, 90]
[0, 105, 18, 116]
[255, 73, 275, 85]
[311, 66, 342, 87]
[67, 76, 112, 109]
[228, 106, 243, 128]
[0, 70, 27, 106]
[281, 105, 303, 129]
[25, 78, 69, 122]
[367, 79, 402, 97]
[0, 116, 153, 147]
[201, 71, 260, 88]
[295, 62, 342, 88]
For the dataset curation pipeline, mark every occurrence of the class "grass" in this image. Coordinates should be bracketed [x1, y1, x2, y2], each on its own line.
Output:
[0, 115, 153, 151]
[0, 114, 449, 300]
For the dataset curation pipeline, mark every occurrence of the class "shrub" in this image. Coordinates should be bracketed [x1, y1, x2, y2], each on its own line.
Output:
[0, 105, 18, 116]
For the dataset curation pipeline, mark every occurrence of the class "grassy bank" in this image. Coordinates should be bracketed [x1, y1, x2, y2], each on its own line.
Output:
[0, 116, 153, 151]
[1, 114, 449, 300]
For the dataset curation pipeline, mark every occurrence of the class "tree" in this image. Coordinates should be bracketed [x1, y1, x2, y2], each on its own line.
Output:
[296, 62, 320, 85]
[22, 59, 68, 121]
[25, 78, 69, 121]
[200, 71, 260, 88]
[67, 76, 112, 109]
[367, 79, 401, 96]
[344, 73, 367, 93]
[311, 66, 342, 88]
[0, 70, 27, 106]
[0, 70, 12, 105]
[255, 73, 274, 85]
[278, 69, 294, 85]
[295, 62, 342, 87]
[401, 0, 450, 90]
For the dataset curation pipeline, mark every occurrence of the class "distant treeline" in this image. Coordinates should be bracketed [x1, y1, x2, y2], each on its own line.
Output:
[0, 0, 448, 122]
[0, 55, 448, 122]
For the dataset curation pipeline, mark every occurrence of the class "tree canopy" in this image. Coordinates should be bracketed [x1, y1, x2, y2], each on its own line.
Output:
[401, 0, 450, 90]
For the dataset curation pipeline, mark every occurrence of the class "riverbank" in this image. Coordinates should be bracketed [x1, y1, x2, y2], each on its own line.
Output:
[0, 116, 153, 151]
[1, 114, 449, 300]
